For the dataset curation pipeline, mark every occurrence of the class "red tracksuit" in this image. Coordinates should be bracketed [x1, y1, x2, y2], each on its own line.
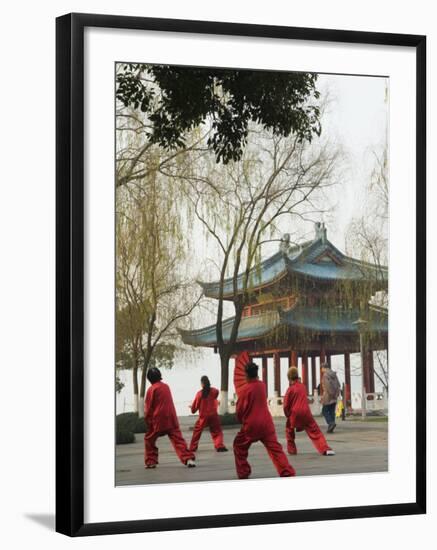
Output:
[189, 387, 226, 451]
[144, 381, 194, 466]
[233, 379, 296, 479]
[283, 380, 331, 455]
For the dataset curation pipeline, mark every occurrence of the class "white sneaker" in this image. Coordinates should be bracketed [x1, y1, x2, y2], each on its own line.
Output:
[324, 449, 336, 456]
[186, 459, 196, 468]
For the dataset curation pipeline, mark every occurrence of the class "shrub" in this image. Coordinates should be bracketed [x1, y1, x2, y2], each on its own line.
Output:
[189, 412, 239, 431]
[134, 416, 147, 433]
[116, 429, 135, 444]
[218, 413, 239, 426]
[116, 412, 138, 432]
[116, 412, 147, 434]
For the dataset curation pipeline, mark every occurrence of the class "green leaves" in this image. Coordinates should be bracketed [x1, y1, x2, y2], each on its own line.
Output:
[116, 64, 321, 164]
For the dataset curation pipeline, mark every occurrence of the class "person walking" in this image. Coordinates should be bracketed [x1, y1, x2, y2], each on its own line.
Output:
[144, 367, 196, 469]
[233, 362, 296, 479]
[284, 366, 335, 455]
[189, 375, 228, 452]
[320, 362, 341, 433]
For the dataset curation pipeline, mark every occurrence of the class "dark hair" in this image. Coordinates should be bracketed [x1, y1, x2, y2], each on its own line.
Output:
[245, 362, 259, 379]
[147, 367, 162, 384]
[201, 375, 211, 398]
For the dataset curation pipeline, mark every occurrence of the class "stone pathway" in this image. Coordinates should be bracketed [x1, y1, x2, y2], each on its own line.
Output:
[115, 416, 388, 486]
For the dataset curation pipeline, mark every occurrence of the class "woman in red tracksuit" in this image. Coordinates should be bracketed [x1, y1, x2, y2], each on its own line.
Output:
[189, 376, 228, 452]
[233, 362, 296, 479]
[144, 367, 196, 468]
[283, 366, 335, 456]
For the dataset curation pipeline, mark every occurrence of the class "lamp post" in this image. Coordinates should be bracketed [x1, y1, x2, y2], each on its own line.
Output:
[353, 318, 368, 420]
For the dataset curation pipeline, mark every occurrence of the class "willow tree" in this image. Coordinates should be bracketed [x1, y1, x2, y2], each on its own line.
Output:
[116, 170, 200, 415]
[346, 144, 389, 391]
[171, 130, 338, 412]
[115, 300, 142, 414]
[116, 69, 206, 414]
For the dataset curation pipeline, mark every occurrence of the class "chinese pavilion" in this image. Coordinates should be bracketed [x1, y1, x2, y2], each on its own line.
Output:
[179, 223, 388, 405]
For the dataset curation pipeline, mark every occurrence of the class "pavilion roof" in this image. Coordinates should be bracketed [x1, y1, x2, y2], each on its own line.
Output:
[178, 304, 388, 348]
[198, 225, 388, 300]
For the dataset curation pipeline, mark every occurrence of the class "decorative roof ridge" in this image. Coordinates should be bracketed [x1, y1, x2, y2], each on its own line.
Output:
[196, 229, 388, 294]
[285, 238, 314, 259]
[288, 237, 345, 265]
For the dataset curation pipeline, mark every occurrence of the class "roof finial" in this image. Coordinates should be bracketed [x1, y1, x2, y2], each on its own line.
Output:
[314, 222, 327, 243]
[279, 233, 291, 254]
[321, 223, 327, 243]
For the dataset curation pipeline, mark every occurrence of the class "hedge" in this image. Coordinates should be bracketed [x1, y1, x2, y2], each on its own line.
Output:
[218, 413, 239, 426]
[116, 429, 135, 444]
[116, 412, 147, 433]
[116, 412, 147, 444]
[189, 412, 240, 430]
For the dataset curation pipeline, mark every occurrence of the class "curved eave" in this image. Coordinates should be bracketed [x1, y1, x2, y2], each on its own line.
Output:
[197, 238, 388, 299]
[179, 306, 388, 348]
[178, 312, 280, 347]
[198, 251, 289, 299]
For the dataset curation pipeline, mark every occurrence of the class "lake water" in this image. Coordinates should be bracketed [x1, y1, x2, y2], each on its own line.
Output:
[116, 348, 385, 416]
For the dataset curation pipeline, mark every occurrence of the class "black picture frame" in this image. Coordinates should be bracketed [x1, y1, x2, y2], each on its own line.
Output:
[56, 12, 426, 537]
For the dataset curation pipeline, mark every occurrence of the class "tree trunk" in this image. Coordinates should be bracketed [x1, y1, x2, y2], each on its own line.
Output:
[219, 353, 230, 414]
[138, 365, 147, 418]
[138, 351, 153, 418]
[132, 365, 139, 415]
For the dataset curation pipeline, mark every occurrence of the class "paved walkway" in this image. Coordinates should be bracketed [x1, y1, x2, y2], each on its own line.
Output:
[115, 416, 388, 486]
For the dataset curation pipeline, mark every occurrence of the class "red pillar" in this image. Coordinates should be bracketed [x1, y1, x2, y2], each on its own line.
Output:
[262, 355, 268, 392]
[344, 352, 351, 404]
[290, 350, 298, 367]
[311, 356, 317, 393]
[274, 352, 281, 396]
[364, 350, 375, 393]
[319, 342, 326, 395]
[301, 353, 309, 393]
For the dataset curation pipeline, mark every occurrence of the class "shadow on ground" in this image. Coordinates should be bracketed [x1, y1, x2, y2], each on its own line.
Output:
[25, 513, 55, 531]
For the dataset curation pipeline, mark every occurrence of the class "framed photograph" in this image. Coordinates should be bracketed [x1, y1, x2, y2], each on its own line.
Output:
[56, 13, 426, 536]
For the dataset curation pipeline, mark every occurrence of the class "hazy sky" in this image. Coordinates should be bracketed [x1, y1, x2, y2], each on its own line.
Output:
[117, 72, 389, 415]
[316, 73, 388, 247]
